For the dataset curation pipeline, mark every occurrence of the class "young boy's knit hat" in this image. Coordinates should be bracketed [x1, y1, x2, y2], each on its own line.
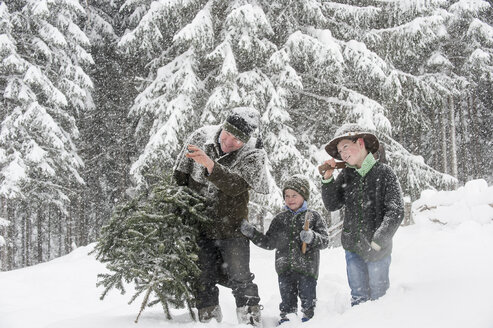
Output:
[282, 174, 310, 201]
[324, 123, 379, 160]
[222, 107, 260, 143]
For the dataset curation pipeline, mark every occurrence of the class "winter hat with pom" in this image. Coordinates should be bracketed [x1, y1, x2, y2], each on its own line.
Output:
[324, 123, 379, 160]
[282, 174, 310, 201]
[222, 107, 260, 143]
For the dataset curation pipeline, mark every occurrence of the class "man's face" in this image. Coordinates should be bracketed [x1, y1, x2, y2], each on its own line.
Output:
[337, 138, 366, 167]
[219, 130, 244, 153]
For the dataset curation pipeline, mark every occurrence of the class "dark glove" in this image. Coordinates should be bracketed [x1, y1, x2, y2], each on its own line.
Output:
[300, 229, 314, 244]
[240, 219, 255, 238]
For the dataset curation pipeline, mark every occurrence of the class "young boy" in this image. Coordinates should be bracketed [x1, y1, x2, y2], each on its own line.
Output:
[240, 175, 329, 325]
[320, 123, 404, 306]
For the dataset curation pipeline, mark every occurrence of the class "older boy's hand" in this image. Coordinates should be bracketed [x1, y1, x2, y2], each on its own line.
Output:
[300, 229, 314, 244]
[322, 159, 336, 179]
[240, 219, 255, 238]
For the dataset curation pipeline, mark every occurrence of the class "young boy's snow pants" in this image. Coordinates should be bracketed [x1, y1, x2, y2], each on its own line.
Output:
[278, 270, 317, 319]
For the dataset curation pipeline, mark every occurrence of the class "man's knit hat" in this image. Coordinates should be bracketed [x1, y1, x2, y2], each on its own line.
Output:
[324, 123, 379, 160]
[222, 107, 260, 143]
[282, 174, 310, 201]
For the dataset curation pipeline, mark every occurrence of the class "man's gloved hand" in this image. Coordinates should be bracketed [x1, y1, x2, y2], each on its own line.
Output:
[240, 219, 255, 238]
[300, 229, 314, 244]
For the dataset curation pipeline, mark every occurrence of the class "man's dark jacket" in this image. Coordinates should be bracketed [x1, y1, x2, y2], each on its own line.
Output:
[174, 125, 269, 239]
[321, 162, 404, 262]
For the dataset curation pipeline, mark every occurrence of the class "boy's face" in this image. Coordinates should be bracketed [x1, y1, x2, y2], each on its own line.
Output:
[284, 189, 304, 212]
[337, 137, 368, 168]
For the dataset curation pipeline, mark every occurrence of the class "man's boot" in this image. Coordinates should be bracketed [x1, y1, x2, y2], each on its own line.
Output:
[236, 305, 262, 327]
[198, 304, 223, 323]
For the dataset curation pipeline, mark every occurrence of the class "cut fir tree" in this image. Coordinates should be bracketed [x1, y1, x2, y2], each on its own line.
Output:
[93, 177, 211, 322]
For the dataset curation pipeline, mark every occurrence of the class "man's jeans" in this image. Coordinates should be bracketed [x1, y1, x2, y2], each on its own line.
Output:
[345, 250, 391, 306]
[195, 236, 260, 309]
[278, 271, 317, 318]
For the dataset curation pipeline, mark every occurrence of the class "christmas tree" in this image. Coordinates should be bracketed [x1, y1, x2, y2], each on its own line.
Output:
[93, 175, 211, 322]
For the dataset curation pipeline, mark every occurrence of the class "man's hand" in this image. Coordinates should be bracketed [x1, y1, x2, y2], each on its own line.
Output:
[185, 144, 215, 174]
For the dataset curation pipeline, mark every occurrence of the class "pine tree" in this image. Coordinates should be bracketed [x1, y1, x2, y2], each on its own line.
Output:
[0, 0, 93, 267]
[117, 0, 466, 213]
[93, 175, 211, 322]
[78, 0, 140, 244]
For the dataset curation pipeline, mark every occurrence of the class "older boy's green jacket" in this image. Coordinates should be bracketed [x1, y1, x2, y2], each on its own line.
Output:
[321, 159, 404, 262]
[250, 209, 329, 279]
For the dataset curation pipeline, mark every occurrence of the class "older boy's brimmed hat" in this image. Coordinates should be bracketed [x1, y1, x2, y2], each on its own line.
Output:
[325, 123, 379, 160]
[222, 107, 260, 143]
[282, 174, 310, 201]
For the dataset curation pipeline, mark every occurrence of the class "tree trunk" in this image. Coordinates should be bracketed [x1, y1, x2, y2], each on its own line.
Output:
[58, 208, 63, 258]
[47, 206, 51, 261]
[448, 94, 458, 184]
[7, 201, 15, 270]
[37, 207, 43, 264]
[441, 100, 448, 174]
[0, 198, 6, 271]
[467, 92, 480, 178]
[22, 208, 32, 267]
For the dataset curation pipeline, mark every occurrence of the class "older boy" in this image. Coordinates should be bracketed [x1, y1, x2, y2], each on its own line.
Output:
[320, 123, 404, 306]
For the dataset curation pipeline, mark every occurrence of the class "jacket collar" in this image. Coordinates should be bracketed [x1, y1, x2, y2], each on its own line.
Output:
[346, 153, 377, 177]
[284, 200, 308, 214]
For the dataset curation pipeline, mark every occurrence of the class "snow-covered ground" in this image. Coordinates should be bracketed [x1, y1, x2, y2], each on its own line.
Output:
[1, 179, 492, 328]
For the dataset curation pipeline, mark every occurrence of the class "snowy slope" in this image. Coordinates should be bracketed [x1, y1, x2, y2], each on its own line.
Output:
[1, 180, 492, 328]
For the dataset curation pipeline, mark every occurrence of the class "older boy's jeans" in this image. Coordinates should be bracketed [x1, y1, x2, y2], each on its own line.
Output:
[195, 236, 260, 310]
[345, 250, 391, 306]
[278, 271, 317, 318]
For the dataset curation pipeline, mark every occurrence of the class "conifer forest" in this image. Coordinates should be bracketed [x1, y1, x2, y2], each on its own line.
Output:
[0, 0, 492, 271]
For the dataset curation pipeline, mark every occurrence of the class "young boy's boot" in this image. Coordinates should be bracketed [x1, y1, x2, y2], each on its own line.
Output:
[237, 305, 262, 327]
[277, 312, 290, 326]
[198, 304, 222, 323]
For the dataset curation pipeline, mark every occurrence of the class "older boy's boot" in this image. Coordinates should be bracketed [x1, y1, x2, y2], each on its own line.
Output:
[236, 305, 262, 327]
[198, 304, 222, 323]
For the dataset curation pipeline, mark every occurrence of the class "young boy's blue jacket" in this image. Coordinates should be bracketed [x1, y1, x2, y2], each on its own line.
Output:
[250, 209, 329, 279]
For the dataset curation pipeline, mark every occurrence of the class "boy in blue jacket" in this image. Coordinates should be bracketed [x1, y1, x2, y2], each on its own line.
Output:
[241, 175, 329, 324]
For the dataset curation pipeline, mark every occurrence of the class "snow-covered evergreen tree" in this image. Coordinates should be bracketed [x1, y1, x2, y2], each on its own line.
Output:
[0, 0, 93, 267]
[118, 0, 468, 217]
[1, 0, 491, 271]
[329, 0, 491, 189]
[78, 0, 140, 243]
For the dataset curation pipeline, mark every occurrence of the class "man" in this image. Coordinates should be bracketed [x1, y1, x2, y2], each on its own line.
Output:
[173, 107, 269, 326]
[320, 123, 404, 306]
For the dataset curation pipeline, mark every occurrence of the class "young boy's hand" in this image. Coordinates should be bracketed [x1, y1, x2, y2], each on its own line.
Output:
[240, 219, 255, 238]
[300, 229, 314, 244]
